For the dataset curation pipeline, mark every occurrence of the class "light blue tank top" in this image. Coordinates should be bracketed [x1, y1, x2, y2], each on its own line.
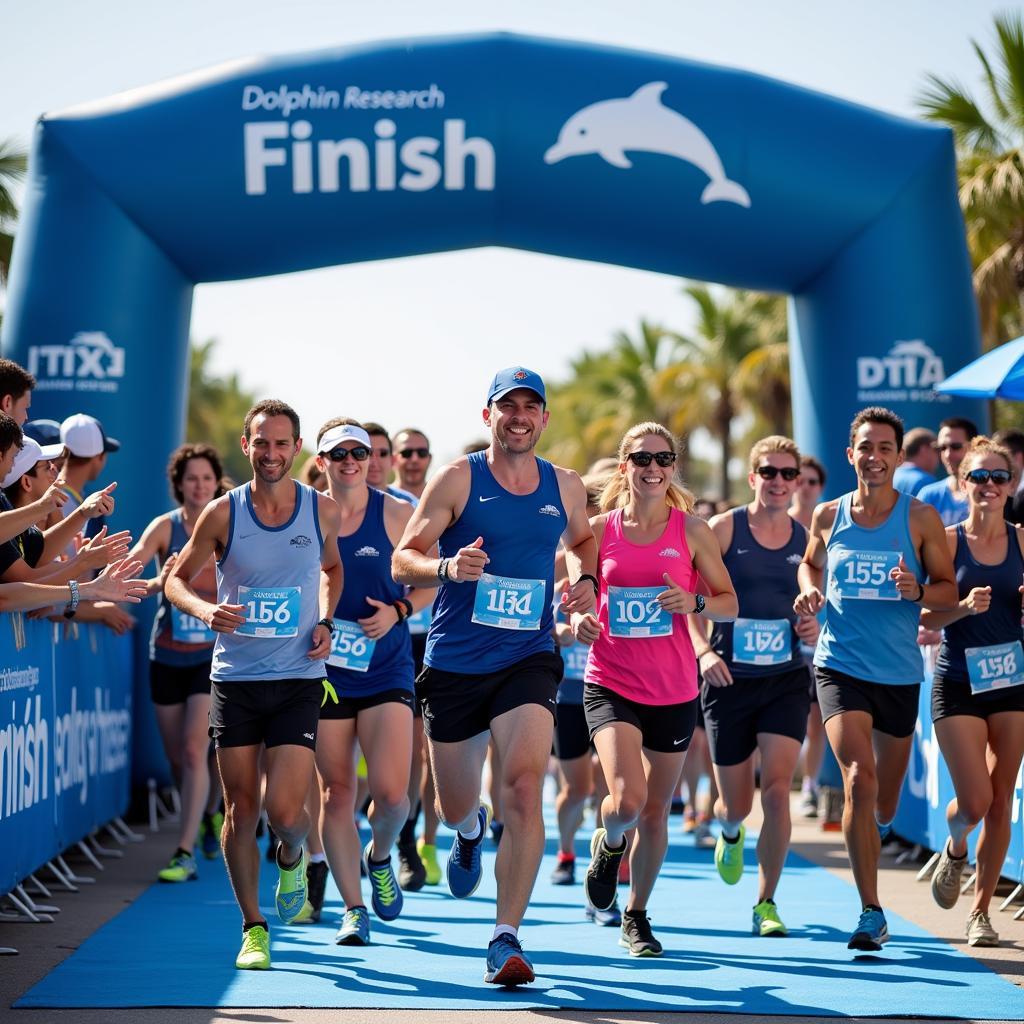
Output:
[425, 452, 564, 674]
[211, 482, 325, 682]
[815, 491, 924, 685]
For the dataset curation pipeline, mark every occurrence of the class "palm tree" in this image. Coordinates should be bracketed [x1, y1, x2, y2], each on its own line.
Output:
[0, 137, 28, 285]
[916, 12, 1024, 345]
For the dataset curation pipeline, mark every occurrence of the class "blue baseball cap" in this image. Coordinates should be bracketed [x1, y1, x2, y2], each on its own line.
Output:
[23, 419, 62, 447]
[486, 367, 546, 405]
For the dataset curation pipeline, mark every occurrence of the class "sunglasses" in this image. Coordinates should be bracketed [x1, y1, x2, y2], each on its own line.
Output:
[399, 447, 430, 459]
[935, 442, 965, 452]
[755, 466, 800, 481]
[326, 446, 370, 462]
[626, 451, 676, 468]
[964, 468, 1012, 485]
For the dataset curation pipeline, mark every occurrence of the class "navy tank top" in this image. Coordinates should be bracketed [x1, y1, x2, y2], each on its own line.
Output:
[425, 452, 565, 674]
[711, 508, 807, 678]
[934, 523, 1024, 682]
[151, 508, 216, 668]
[211, 482, 325, 682]
[327, 488, 414, 696]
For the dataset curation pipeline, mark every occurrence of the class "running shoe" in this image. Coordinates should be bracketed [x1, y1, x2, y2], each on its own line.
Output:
[158, 850, 197, 883]
[875, 818, 894, 843]
[335, 905, 370, 946]
[930, 840, 967, 909]
[363, 842, 404, 921]
[693, 818, 714, 847]
[305, 860, 329, 923]
[966, 909, 998, 947]
[619, 909, 663, 956]
[799, 784, 819, 819]
[847, 907, 889, 951]
[447, 804, 491, 899]
[235, 924, 271, 970]
[752, 899, 788, 937]
[714, 824, 746, 885]
[417, 838, 441, 885]
[200, 811, 224, 860]
[274, 845, 308, 924]
[586, 896, 622, 927]
[484, 932, 535, 985]
[550, 855, 575, 885]
[397, 836, 426, 892]
[585, 827, 627, 911]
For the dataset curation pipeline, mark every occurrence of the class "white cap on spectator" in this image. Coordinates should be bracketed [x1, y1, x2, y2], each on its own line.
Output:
[60, 414, 121, 458]
[2, 437, 63, 489]
[317, 423, 372, 454]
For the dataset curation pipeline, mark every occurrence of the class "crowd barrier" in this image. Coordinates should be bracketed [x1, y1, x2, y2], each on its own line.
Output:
[0, 614, 133, 895]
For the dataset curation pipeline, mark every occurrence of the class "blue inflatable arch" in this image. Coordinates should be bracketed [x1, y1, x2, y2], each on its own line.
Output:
[2, 31, 983, 533]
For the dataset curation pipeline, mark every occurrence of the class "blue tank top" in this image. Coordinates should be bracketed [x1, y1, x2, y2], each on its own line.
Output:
[327, 488, 414, 696]
[710, 508, 807, 678]
[151, 508, 217, 667]
[934, 523, 1024, 682]
[425, 452, 565, 674]
[815, 491, 924, 685]
[211, 482, 326, 682]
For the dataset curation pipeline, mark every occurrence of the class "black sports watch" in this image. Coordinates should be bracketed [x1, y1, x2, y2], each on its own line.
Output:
[316, 617, 336, 635]
[576, 573, 599, 595]
[693, 593, 706, 615]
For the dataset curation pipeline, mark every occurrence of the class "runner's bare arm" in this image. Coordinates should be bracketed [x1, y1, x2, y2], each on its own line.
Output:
[685, 516, 738, 621]
[910, 500, 958, 611]
[795, 500, 836, 615]
[125, 514, 173, 597]
[383, 495, 437, 612]
[311, 493, 343, 658]
[557, 468, 597, 615]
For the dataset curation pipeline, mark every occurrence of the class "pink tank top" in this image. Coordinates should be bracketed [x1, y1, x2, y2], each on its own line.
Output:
[584, 506, 699, 705]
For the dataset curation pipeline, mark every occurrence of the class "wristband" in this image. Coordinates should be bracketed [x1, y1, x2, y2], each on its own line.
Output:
[437, 557, 450, 582]
[693, 593, 706, 615]
[64, 579, 80, 620]
[695, 647, 712, 659]
[316, 617, 336, 635]
[392, 600, 408, 621]
[399, 597, 414, 618]
[913, 581, 925, 603]
[576, 573, 599, 595]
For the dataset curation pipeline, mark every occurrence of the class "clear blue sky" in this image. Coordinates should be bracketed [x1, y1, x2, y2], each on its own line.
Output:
[1, 1, 1007, 465]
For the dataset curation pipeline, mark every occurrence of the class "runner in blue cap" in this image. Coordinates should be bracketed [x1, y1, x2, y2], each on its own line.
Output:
[393, 366, 597, 987]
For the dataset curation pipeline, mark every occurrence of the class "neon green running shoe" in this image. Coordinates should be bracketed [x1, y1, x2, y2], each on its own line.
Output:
[417, 838, 441, 886]
[714, 824, 746, 885]
[275, 846, 308, 924]
[752, 899, 787, 937]
[158, 850, 197, 883]
[291, 899, 315, 924]
[235, 924, 271, 969]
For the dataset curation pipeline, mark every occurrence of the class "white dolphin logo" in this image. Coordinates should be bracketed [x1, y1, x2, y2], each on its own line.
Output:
[544, 82, 751, 208]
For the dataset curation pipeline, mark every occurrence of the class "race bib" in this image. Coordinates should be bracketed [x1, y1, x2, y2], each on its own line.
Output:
[407, 606, 432, 636]
[561, 641, 590, 681]
[965, 641, 1024, 696]
[471, 574, 545, 631]
[170, 607, 215, 645]
[833, 550, 901, 601]
[236, 586, 301, 638]
[733, 618, 792, 666]
[608, 586, 672, 638]
[327, 619, 376, 673]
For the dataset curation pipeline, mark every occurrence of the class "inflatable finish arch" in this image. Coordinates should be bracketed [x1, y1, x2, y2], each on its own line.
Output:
[3, 32, 983, 535]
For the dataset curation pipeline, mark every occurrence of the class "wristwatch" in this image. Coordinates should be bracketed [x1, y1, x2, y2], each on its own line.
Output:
[693, 593, 706, 615]
[64, 579, 80, 620]
[316, 617, 336, 635]
[576, 573, 599, 595]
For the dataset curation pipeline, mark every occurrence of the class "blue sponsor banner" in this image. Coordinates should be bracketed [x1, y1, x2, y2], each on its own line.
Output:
[0, 615, 133, 893]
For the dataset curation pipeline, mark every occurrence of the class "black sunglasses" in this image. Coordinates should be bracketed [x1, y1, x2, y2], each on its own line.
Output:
[626, 451, 676, 468]
[399, 447, 430, 459]
[326, 446, 370, 462]
[755, 466, 800, 481]
[964, 468, 1012, 485]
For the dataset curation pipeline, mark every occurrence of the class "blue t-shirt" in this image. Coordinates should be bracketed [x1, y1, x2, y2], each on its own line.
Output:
[893, 464, 934, 497]
[917, 478, 968, 527]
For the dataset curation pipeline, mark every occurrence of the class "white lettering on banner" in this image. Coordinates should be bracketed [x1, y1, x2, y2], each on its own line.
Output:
[27, 332, 126, 395]
[240, 84, 445, 117]
[0, 665, 40, 693]
[856, 340, 951, 405]
[0, 694, 48, 821]
[53, 686, 131, 807]
[1012, 758, 1022, 825]
[244, 119, 494, 196]
[905, 714, 940, 810]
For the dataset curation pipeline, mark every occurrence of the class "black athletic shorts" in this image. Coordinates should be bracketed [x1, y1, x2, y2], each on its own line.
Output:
[702, 665, 811, 766]
[931, 674, 1024, 722]
[815, 667, 920, 738]
[209, 678, 324, 749]
[320, 686, 416, 721]
[417, 650, 563, 743]
[554, 701, 591, 761]
[150, 660, 212, 706]
[583, 682, 697, 755]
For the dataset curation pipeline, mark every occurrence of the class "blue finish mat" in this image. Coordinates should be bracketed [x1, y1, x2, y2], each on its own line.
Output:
[17, 822, 1024, 1016]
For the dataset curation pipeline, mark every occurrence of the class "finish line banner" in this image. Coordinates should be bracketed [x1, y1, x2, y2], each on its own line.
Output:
[0, 616, 132, 894]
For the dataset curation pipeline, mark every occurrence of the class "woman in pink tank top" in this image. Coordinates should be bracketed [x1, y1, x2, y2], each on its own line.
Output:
[571, 422, 737, 956]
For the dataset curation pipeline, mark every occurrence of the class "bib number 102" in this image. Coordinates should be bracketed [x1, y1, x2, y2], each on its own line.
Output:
[614, 597, 663, 626]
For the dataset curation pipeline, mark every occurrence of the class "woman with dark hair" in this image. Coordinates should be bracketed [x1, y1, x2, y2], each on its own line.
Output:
[129, 443, 227, 884]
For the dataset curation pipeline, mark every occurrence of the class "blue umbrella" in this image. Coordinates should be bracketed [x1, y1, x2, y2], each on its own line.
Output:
[937, 335, 1024, 399]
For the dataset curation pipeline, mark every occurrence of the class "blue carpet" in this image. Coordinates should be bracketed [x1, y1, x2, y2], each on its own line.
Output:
[17, 819, 1024, 1016]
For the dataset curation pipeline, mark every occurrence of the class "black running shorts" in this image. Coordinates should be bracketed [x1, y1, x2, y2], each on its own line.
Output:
[931, 673, 1024, 722]
[150, 660, 213, 706]
[815, 667, 920, 738]
[209, 678, 324, 749]
[583, 682, 697, 755]
[554, 701, 591, 761]
[320, 686, 416, 721]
